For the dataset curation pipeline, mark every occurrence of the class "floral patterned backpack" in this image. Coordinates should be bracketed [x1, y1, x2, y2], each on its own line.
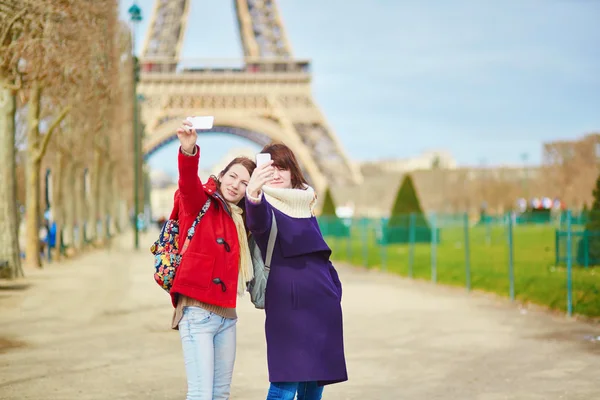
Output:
[150, 197, 211, 292]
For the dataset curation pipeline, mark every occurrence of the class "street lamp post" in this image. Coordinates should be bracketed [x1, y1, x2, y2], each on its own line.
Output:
[129, 2, 142, 250]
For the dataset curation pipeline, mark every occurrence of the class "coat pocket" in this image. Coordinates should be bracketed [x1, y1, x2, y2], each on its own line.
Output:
[177, 252, 216, 289]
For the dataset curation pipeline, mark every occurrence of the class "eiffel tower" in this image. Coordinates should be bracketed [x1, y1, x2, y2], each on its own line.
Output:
[138, 0, 363, 193]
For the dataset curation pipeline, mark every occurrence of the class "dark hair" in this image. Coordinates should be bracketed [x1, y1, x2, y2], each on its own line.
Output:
[261, 142, 308, 189]
[218, 156, 256, 181]
[211, 156, 257, 230]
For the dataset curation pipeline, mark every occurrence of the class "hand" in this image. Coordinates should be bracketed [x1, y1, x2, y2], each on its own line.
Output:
[247, 161, 275, 199]
[176, 119, 197, 154]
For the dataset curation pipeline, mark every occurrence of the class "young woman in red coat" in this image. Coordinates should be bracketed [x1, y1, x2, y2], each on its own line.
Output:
[170, 119, 256, 400]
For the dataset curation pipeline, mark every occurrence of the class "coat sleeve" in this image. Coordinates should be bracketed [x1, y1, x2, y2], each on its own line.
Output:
[169, 189, 180, 220]
[244, 193, 273, 236]
[177, 145, 208, 217]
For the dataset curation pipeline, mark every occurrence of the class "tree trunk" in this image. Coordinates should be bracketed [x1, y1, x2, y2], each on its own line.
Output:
[52, 151, 65, 261]
[63, 160, 76, 254]
[25, 155, 42, 267]
[23, 81, 71, 264]
[111, 164, 123, 234]
[90, 146, 102, 245]
[103, 162, 113, 238]
[0, 81, 24, 279]
[25, 83, 42, 268]
[74, 167, 85, 251]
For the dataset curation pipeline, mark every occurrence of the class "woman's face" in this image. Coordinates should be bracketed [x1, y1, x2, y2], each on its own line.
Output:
[268, 166, 292, 189]
[219, 164, 251, 203]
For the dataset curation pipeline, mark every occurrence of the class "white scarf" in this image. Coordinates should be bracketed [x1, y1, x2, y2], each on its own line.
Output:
[228, 202, 253, 296]
[262, 185, 317, 218]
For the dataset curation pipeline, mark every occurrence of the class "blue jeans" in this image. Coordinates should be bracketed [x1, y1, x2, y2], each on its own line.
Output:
[179, 306, 237, 400]
[266, 382, 324, 400]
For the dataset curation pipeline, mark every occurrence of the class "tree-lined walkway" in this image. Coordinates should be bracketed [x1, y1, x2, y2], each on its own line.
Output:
[0, 233, 598, 399]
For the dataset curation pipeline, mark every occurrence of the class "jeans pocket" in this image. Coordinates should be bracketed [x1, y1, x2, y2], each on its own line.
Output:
[183, 306, 212, 324]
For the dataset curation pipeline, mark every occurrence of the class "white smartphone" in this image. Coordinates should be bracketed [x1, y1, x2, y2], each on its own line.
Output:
[186, 116, 214, 130]
[256, 153, 271, 167]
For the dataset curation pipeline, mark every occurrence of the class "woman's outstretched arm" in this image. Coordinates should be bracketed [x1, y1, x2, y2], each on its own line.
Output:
[176, 120, 208, 216]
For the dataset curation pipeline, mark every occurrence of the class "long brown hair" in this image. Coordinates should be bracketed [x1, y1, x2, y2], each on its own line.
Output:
[217, 157, 256, 183]
[260, 142, 308, 189]
[211, 156, 256, 228]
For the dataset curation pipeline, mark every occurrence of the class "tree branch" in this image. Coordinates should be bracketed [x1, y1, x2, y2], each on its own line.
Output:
[0, 78, 20, 91]
[0, 8, 27, 47]
[35, 104, 71, 161]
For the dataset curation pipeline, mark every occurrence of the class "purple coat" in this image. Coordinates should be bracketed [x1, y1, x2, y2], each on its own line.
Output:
[245, 197, 348, 386]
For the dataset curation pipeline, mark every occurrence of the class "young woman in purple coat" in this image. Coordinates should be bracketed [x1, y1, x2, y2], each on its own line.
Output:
[245, 143, 348, 400]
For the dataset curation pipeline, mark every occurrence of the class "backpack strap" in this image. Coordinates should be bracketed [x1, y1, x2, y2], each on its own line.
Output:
[264, 211, 278, 270]
[180, 198, 212, 255]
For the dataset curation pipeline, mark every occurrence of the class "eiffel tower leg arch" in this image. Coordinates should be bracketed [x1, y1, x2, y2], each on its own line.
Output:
[143, 114, 329, 194]
[139, 0, 363, 198]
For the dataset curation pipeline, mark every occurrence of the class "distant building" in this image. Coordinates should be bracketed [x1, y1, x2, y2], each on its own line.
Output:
[149, 169, 175, 189]
[150, 183, 177, 220]
[361, 150, 457, 174]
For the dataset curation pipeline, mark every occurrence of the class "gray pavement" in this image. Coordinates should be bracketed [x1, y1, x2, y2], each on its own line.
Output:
[0, 233, 598, 400]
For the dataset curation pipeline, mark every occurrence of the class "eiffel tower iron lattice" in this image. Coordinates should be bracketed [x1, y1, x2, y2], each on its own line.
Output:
[138, 0, 363, 192]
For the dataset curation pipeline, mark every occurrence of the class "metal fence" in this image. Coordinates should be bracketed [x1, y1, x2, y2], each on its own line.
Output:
[318, 210, 599, 318]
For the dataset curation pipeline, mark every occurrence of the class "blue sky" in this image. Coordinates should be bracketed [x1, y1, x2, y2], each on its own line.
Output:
[119, 0, 600, 175]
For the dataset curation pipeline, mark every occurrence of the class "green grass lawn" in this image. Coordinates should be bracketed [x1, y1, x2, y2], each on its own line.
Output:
[324, 222, 600, 318]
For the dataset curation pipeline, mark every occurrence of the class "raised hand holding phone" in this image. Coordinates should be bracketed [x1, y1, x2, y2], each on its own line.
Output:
[247, 155, 274, 199]
[176, 119, 197, 154]
[176, 116, 214, 154]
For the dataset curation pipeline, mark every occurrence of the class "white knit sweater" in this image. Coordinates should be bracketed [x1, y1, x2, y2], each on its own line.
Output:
[248, 185, 317, 218]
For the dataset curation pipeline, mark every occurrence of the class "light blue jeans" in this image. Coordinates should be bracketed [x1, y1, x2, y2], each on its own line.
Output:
[266, 382, 324, 400]
[179, 306, 237, 400]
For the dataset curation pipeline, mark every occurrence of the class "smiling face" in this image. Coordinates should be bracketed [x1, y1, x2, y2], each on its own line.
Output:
[219, 163, 251, 203]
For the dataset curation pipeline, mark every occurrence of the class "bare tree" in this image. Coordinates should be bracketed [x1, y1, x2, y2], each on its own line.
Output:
[542, 134, 599, 208]
[1, 0, 133, 270]
[0, 2, 31, 278]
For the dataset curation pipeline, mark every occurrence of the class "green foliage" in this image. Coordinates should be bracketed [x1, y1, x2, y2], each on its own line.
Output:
[580, 203, 590, 225]
[586, 175, 600, 230]
[390, 174, 424, 218]
[386, 175, 433, 243]
[578, 174, 600, 266]
[318, 188, 350, 237]
[320, 188, 337, 216]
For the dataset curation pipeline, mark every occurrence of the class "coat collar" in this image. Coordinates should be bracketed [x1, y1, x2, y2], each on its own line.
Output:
[262, 185, 317, 218]
[204, 177, 232, 217]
